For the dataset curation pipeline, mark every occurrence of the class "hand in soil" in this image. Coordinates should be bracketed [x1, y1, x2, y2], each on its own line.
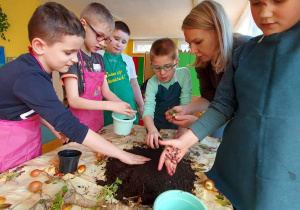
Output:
[96, 146, 197, 206]
[119, 150, 151, 165]
[158, 139, 188, 176]
[145, 128, 161, 149]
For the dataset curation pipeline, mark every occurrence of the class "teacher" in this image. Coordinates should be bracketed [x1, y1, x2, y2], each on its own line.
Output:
[166, 0, 251, 138]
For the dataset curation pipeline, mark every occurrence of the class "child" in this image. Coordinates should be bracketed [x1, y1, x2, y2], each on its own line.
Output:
[103, 21, 144, 126]
[143, 38, 192, 149]
[159, 0, 300, 209]
[60, 3, 136, 133]
[0, 2, 149, 173]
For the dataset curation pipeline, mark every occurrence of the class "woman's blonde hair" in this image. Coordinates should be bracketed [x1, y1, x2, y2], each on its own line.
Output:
[182, 0, 233, 72]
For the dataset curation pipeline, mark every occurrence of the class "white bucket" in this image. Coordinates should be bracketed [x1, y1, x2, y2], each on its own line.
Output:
[112, 112, 136, 135]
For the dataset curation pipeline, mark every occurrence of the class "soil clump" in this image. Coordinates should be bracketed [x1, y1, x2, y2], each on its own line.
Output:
[96, 145, 197, 206]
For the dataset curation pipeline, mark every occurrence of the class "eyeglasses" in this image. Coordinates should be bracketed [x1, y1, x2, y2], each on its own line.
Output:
[86, 21, 112, 44]
[151, 60, 178, 72]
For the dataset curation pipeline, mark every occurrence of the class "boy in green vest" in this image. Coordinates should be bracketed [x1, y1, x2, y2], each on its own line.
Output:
[103, 21, 144, 126]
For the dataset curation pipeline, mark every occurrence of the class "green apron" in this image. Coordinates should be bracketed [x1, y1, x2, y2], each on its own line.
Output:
[103, 52, 139, 126]
[206, 22, 300, 209]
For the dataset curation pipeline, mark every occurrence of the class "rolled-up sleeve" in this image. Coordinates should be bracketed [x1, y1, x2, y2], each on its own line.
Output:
[177, 68, 192, 105]
[142, 77, 158, 119]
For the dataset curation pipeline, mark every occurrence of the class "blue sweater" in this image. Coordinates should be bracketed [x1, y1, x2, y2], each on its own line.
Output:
[0, 53, 88, 143]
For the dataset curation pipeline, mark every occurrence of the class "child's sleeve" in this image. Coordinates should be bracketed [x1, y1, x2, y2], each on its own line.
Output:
[59, 64, 79, 86]
[122, 54, 137, 80]
[142, 77, 158, 119]
[178, 68, 192, 105]
[14, 72, 88, 143]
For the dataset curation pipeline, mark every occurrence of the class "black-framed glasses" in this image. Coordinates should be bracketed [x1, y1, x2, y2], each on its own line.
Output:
[86, 21, 112, 44]
[151, 60, 178, 72]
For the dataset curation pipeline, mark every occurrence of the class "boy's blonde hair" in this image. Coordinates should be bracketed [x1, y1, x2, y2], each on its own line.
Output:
[182, 0, 233, 72]
[80, 3, 115, 32]
[150, 38, 178, 62]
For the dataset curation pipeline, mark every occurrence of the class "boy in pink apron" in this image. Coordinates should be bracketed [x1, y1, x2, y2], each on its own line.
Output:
[0, 2, 149, 173]
[60, 3, 136, 133]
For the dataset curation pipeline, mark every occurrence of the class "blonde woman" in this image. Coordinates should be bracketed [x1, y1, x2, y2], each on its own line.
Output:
[166, 0, 251, 137]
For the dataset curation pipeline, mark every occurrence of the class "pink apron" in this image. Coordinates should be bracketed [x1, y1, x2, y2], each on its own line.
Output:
[68, 51, 105, 132]
[0, 115, 42, 172]
[0, 48, 43, 172]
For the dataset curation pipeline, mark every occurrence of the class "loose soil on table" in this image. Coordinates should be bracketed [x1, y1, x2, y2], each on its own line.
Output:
[96, 145, 197, 206]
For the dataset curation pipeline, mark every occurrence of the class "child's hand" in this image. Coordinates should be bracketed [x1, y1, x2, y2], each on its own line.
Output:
[118, 150, 151, 165]
[145, 128, 161, 149]
[60, 132, 70, 143]
[157, 139, 188, 176]
[138, 106, 144, 118]
[111, 102, 137, 117]
[175, 127, 186, 139]
[158, 129, 199, 176]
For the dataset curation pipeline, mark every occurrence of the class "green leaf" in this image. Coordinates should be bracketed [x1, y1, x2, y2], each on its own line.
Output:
[62, 185, 68, 193]
[0, 5, 10, 41]
[5, 172, 20, 181]
[215, 195, 224, 199]
[195, 168, 206, 172]
[215, 199, 231, 206]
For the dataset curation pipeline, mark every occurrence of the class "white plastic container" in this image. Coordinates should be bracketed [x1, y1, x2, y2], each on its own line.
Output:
[154, 190, 207, 210]
[112, 112, 136, 135]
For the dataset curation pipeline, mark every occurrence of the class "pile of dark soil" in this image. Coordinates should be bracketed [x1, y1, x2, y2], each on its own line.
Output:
[96, 145, 197, 206]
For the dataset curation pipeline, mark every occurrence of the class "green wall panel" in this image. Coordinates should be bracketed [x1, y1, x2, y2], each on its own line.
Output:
[137, 57, 144, 86]
[178, 53, 200, 96]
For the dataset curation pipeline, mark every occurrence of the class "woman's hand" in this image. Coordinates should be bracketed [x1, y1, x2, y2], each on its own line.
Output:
[165, 106, 186, 122]
[171, 115, 198, 128]
[110, 101, 137, 117]
[145, 128, 161, 149]
[119, 151, 151, 165]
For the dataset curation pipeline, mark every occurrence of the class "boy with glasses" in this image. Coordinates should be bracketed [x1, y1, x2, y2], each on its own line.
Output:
[143, 38, 192, 149]
[60, 3, 136, 133]
[103, 21, 144, 126]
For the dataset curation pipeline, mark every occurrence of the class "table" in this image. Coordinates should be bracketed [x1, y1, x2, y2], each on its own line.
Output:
[0, 125, 233, 209]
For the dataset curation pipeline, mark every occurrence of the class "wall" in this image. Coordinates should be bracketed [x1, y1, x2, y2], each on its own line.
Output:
[0, 0, 42, 58]
[178, 53, 200, 96]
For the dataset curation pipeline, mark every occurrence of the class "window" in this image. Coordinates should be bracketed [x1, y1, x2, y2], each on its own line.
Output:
[134, 40, 190, 54]
[133, 41, 153, 53]
[178, 41, 190, 53]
